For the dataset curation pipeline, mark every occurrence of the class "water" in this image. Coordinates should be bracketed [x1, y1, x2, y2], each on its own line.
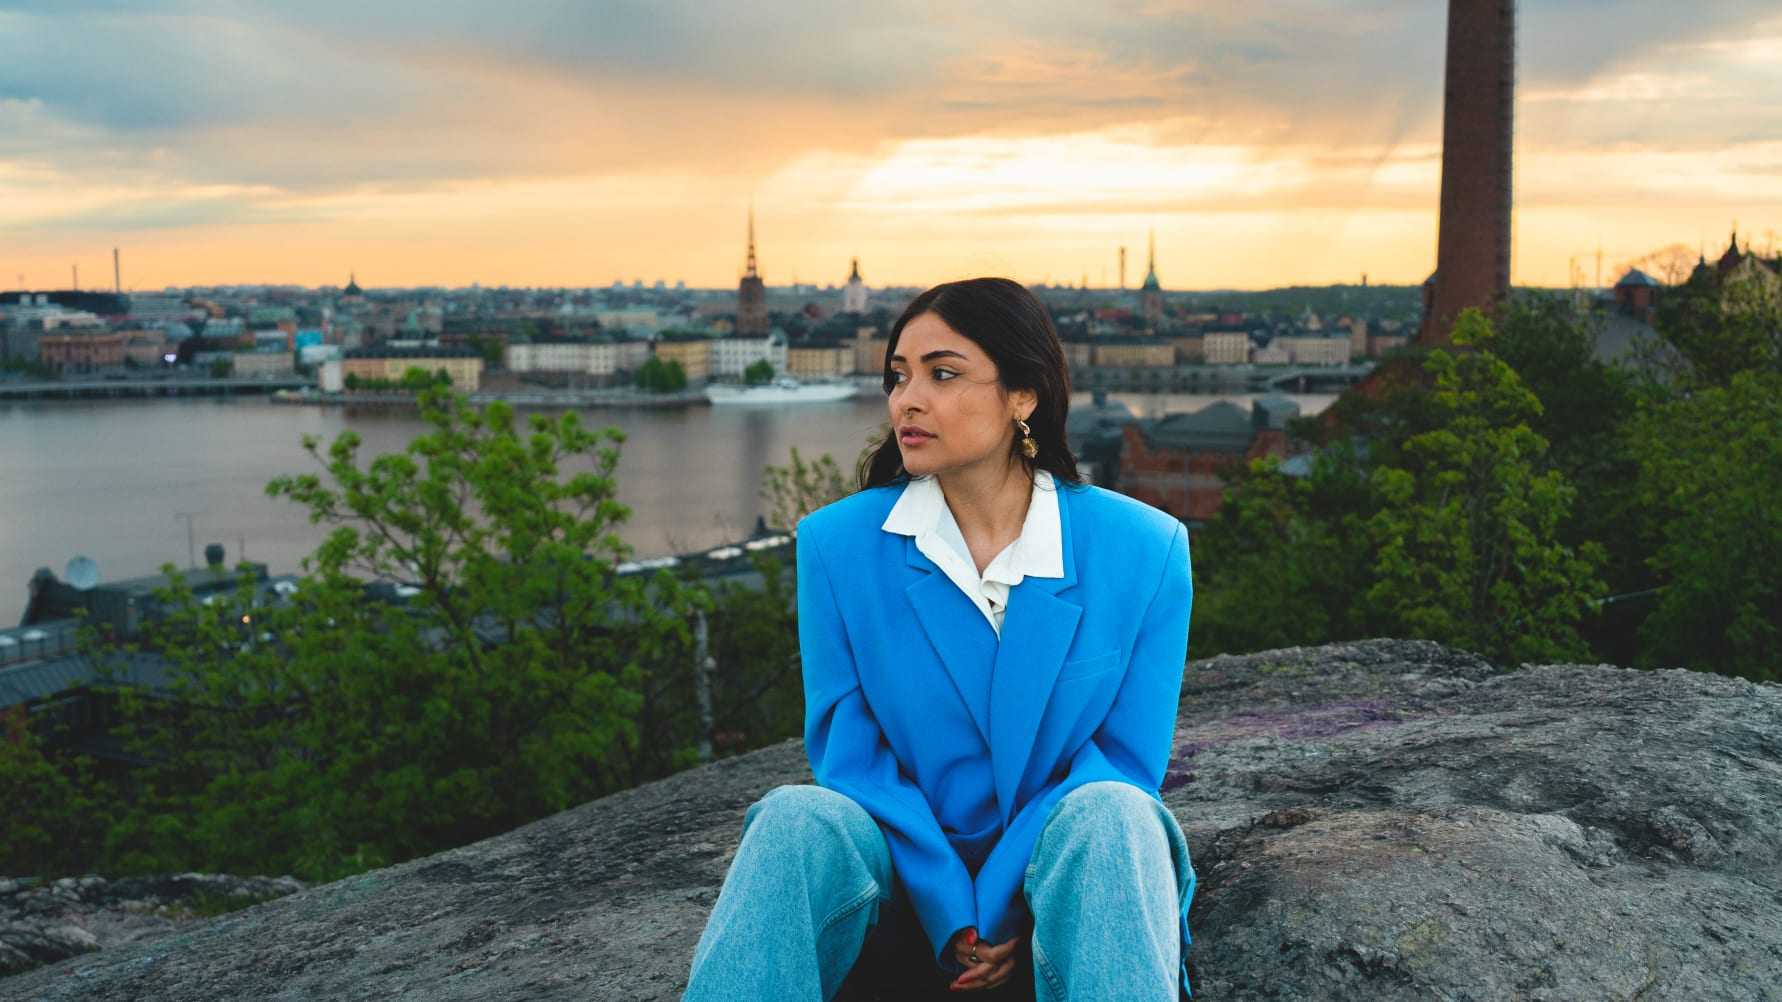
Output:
[0, 390, 1333, 624]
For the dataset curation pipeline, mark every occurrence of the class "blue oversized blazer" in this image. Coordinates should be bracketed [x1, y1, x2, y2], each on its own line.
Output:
[797, 475, 1196, 999]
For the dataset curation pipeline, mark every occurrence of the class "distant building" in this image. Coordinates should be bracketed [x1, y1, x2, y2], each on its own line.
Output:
[1202, 330, 1250, 365]
[1613, 268, 1660, 322]
[842, 258, 869, 314]
[785, 337, 852, 378]
[39, 330, 125, 372]
[343, 345, 483, 390]
[233, 351, 295, 378]
[120, 329, 169, 366]
[653, 332, 713, 383]
[1275, 334, 1352, 366]
[1118, 397, 1298, 524]
[1140, 229, 1163, 328]
[852, 325, 889, 377]
[736, 209, 769, 336]
[711, 332, 787, 378]
[506, 340, 622, 377]
[1167, 333, 1205, 364]
[1091, 335, 1174, 368]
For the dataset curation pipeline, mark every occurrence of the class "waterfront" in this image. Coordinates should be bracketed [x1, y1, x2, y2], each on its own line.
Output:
[0, 390, 1333, 624]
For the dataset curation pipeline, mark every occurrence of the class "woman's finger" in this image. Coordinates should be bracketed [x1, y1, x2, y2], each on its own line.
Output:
[951, 958, 997, 990]
[977, 956, 1017, 990]
[976, 934, 1021, 963]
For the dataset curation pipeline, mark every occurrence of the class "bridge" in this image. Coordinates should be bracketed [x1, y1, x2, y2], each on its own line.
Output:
[1250, 364, 1376, 391]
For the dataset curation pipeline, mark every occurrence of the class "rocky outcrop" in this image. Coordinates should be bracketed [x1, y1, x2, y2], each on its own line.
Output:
[4, 639, 1779, 1001]
[0, 874, 303, 978]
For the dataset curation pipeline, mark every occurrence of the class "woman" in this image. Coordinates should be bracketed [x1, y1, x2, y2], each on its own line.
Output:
[682, 277, 1196, 1001]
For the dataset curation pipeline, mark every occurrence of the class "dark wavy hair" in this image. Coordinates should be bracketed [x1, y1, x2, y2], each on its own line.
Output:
[857, 277, 1082, 492]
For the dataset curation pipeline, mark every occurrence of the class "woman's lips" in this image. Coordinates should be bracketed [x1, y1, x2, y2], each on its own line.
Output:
[899, 430, 934, 445]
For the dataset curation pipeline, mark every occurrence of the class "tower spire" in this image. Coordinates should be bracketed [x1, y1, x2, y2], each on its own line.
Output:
[745, 205, 759, 278]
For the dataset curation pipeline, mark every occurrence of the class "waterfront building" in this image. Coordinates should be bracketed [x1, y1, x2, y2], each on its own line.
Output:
[653, 332, 713, 384]
[785, 337, 852, 378]
[1202, 330, 1251, 365]
[1091, 335, 1175, 368]
[851, 326, 889, 376]
[38, 330, 126, 372]
[711, 332, 788, 378]
[1275, 333, 1353, 366]
[342, 345, 484, 390]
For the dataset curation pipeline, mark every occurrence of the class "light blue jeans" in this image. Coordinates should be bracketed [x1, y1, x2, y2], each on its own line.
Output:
[681, 781, 1192, 1001]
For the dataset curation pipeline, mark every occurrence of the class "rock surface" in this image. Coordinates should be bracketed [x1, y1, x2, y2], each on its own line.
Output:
[3, 639, 1780, 1001]
[0, 874, 303, 979]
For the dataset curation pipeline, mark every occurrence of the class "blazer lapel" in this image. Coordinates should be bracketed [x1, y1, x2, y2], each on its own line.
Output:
[904, 545, 997, 747]
[987, 484, 1081, 824]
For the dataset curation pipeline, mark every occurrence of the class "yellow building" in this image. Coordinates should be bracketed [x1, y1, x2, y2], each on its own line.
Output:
[342, 346, 484, 390]
[652, 334, 713, 384]
[1276, 335, 1352, 366]
[1168, 334, 1205, 363]
[853, 328, 890, 376]
[787, 341, 853, 378]
[1091, 338, 1175, 368]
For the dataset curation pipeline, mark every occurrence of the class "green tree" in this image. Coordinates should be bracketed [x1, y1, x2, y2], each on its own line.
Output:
[1189, 444, 1375, 656]
[1646, 266, 1782, 388]
[0, 707, 108, 875]
[95, 385, 714, 880]
[759, 446, 850, 532]
[1629, 369, 1782, 680]
[743, 359, 775, 385]
[1363, 310, 1605, 663]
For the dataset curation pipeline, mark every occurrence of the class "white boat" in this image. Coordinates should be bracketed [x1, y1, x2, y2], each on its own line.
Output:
[704, 376, 858, 405]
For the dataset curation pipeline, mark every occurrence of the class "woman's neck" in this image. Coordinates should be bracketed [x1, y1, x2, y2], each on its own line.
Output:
[936, 460, 1033, 549]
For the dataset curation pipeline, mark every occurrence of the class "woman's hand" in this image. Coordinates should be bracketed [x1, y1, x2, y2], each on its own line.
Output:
[948, 926, 1022, 992]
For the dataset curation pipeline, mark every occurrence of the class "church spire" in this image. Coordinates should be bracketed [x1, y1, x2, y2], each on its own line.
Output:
[745, 206, 760, 279]
[1140, 227, 1161, 291]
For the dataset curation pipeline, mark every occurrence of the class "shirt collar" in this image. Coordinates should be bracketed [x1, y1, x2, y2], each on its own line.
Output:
[882, 468, 1063, 581]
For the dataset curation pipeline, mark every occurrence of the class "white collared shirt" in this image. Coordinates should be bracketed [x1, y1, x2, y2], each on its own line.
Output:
[881, 468, 1063, 637]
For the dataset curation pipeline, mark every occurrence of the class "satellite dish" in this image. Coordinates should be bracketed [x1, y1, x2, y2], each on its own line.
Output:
[66, 556, 100, 591]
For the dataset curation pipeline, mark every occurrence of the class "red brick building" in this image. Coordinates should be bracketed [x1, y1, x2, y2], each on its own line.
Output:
[1116, 397, 1298, 525]
[39, 331, 126, 372]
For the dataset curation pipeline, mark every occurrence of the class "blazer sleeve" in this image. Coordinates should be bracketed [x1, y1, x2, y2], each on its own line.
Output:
[796, 516, 978, 969]
[969, 520, 1193, 945]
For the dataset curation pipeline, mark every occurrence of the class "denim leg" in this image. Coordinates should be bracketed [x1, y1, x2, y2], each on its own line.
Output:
[683, 784, 894, 1002]
[1022, 781, 1191, 1002]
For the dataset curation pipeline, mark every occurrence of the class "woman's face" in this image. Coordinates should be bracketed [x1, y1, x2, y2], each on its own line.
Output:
[886, 311, 1035, 479]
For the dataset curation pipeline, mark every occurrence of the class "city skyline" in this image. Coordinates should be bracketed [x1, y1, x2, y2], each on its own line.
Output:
[4, 1, 1781, 291]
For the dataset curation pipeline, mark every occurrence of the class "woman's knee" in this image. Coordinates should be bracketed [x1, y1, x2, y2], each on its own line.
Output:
[1053, 781, 1163, 830]
[745, 785, 887, 867]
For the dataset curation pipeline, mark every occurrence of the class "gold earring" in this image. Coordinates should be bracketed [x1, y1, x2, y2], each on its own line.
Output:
[1015, 417, 1038, 459]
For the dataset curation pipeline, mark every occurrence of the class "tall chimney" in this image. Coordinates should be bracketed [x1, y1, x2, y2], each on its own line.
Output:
[72, 264, 78, 291]
[1119, 246, 1127, 291]
[113, 248, 121, 294]
[1422, 0, 1516, 345]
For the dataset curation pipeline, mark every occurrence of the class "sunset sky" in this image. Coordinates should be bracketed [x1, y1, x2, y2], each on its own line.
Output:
[3, 1, 1780, 292]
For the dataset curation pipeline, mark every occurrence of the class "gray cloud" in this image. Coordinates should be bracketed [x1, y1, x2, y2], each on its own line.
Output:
[0, 0, 1776, 206]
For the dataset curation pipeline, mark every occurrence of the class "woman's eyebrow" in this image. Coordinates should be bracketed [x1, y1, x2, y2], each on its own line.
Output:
[889, 349, 970, 363]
